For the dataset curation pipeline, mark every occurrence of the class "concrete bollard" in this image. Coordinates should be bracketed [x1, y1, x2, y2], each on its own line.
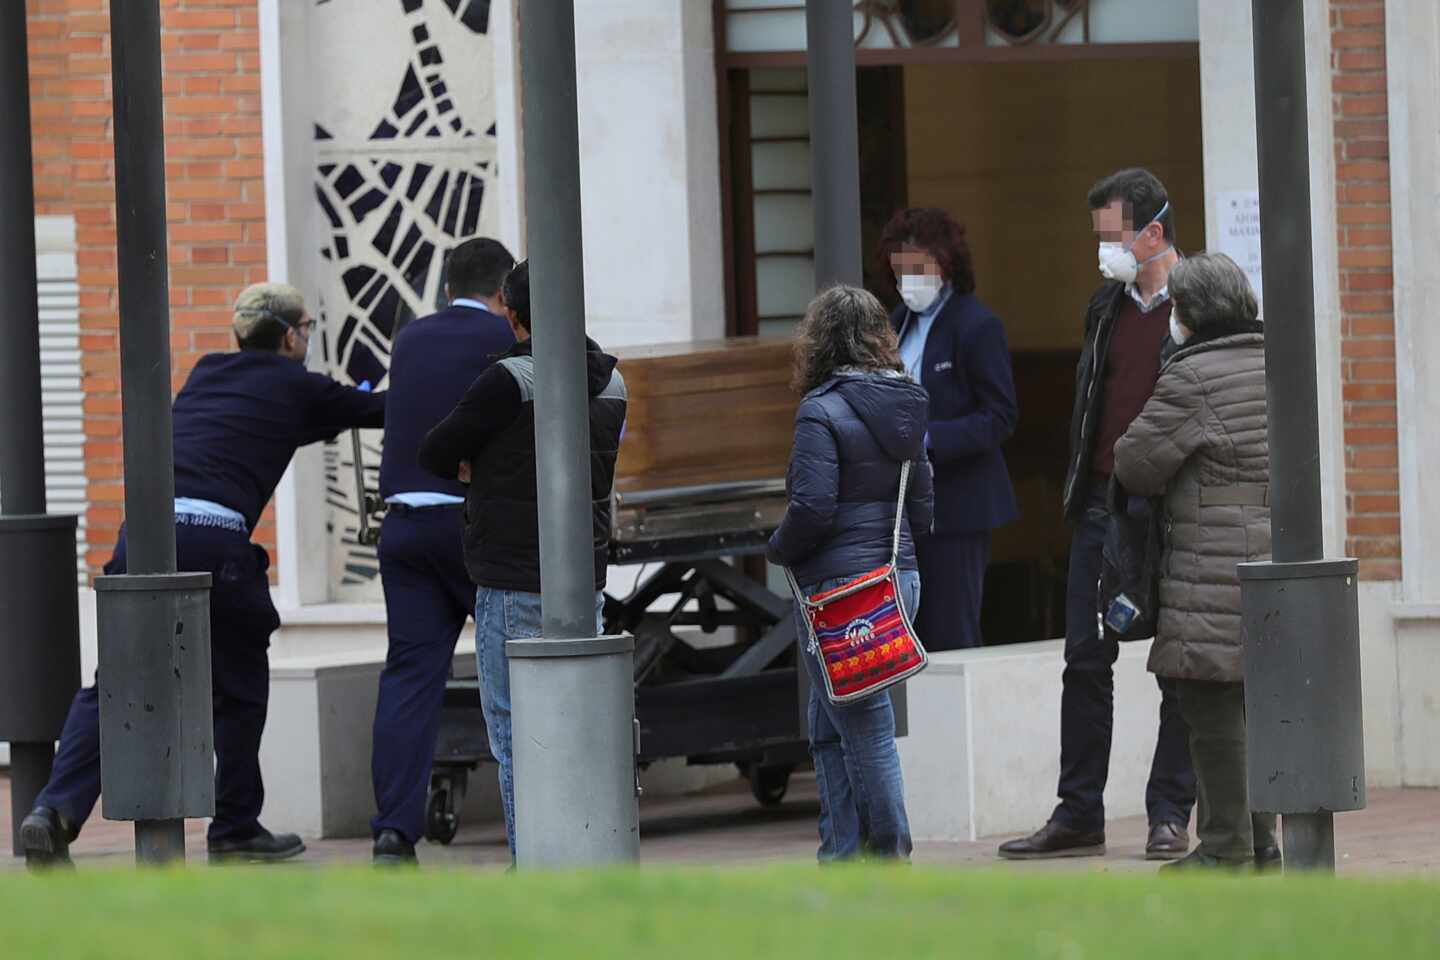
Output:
[95, 573, 214, 862]
[509, 636, 639, 867]
[1240, 558, 1365, 871]
[0, 516, 81, 854]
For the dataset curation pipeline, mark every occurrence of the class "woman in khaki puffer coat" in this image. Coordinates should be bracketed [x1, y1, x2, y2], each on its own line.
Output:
[1113, 252, 1278, 872]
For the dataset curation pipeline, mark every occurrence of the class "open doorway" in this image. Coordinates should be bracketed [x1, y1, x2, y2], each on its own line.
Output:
[723, 50, 1205, 645]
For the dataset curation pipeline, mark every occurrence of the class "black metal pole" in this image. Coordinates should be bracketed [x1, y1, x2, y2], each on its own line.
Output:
[1250, 0, 1340, 871]
[109, 0, 184, 863]
[0, 0, 58, 856]
[1252, 0, 1324, 565]
[0, 7, 47, 518]
[805, 0, 863, 288]
[800, 2, 910, 735]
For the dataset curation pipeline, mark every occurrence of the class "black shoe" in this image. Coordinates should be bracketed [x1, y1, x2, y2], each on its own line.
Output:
[1145, 821, 1190, 861]
[1159, 849, 1249, 873]
[1255, 845, 1283, 873]
[998, 820, 1105, 860]
[20, 806, 77, 870]
[207, 826, 305, 864]
[373, 829, 417, 866]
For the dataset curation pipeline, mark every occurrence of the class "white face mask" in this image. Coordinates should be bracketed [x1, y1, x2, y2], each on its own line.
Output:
[1097, 201, 1172, 283]
[899, 273, 944, 313]
[1169, 306, 1191, 346]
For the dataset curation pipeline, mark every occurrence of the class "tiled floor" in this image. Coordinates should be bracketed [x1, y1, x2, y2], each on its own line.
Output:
[3, 772, 1436, 874]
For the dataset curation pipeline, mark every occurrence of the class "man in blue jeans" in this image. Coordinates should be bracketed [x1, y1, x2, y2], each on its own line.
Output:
[419, 261, 627, 856]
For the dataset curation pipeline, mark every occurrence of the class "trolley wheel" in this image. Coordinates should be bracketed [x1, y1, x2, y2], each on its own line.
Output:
[425, 769, 469, 846]
[749, 764, 792, 807]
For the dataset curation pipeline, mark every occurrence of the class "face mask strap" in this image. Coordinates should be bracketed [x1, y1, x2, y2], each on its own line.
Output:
[1128, 200, 1171, 252]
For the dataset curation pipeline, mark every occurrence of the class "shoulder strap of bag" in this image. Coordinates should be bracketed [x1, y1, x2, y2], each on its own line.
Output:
[785, 460, 912, 609]
[890, 459, 911, 567]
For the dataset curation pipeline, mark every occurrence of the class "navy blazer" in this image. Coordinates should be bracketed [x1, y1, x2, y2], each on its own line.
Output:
[379, 304, 515, 500]
[892, 291, 1019, 534]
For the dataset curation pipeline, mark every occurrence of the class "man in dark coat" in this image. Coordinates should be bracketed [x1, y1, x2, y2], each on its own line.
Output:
[418, 261, 627, 859]
[999, 168, 1196, 862]
[21, 283, 385, 867]
[370, 237, 514, 865]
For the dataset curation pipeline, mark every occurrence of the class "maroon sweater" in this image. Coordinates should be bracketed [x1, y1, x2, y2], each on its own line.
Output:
[1093, 295, 1171, 478]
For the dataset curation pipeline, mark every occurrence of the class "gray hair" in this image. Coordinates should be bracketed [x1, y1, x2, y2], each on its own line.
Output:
[1169, 252, 1259, 335]
[232, 282, 306, 342]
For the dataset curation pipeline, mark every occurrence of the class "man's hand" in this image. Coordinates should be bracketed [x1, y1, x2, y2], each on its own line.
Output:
[457, 461, 472, 484]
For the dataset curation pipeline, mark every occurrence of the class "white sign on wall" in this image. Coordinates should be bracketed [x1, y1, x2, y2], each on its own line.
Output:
[1216, 190, 1263, 304]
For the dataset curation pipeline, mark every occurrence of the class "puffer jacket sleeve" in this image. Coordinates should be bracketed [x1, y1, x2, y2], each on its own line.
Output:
[905, 453, 935, 537]
[766, 403, 839, 568]
[1114, 361, 1208, 497]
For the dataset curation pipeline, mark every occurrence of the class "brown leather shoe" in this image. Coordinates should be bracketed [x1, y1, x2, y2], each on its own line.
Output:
[1145, 821, 1190, 861]
[998, 820, 1105, 860]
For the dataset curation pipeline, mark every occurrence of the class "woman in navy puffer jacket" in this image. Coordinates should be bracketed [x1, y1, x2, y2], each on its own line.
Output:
[767, 284, 935, 862]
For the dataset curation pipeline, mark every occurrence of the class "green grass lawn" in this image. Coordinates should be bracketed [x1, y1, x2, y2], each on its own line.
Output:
[3, 866, 1436, 959]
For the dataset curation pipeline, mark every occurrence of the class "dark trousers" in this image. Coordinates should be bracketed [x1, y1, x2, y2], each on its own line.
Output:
[913, 531, 990, 651]
[1176, 679, 1277, 862]
[1052, 490, 1195, 832]
[35, 524, 280, 842]
[370, 507, 473, 843]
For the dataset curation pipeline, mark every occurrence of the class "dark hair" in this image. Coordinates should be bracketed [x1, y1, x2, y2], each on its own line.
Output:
[500, 260, 530, 332]
[1087, 167, 1175, 242]
[1169, 252, 1260, 338]
[875, 207, 977, 295]
[791, 285, 903, 394]
[446, 237, 516, 299]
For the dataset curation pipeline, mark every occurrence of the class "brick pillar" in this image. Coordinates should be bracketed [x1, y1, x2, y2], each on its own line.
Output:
[1331, 0, 1400, 581]
[25, 0, 272, 579]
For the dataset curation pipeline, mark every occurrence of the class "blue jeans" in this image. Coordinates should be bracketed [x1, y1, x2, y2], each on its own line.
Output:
[798, 569, 919, 862]
[475, 587, 605, 857]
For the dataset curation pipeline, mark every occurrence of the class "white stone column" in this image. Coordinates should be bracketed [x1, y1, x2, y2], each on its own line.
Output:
[571, 0, 726, 347]
[1198, 0, 1345, 557]
[1385, 0, 1440, 786]
[1385, 0, 1440, 605]
[260, 0, 329, 607]
[491, 0, 526, 257]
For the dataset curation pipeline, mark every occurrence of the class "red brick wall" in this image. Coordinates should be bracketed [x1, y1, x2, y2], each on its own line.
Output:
[25, 0, 273, 578]
[1330, 0, 1400, 581]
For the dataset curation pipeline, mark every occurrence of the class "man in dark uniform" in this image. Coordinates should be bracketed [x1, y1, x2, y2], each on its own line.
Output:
[20, 282, 385, 867]
[370, 237, 515, 865]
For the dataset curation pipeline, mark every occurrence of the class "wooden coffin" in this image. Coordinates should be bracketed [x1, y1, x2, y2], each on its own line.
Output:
[611, 337, 798, 495]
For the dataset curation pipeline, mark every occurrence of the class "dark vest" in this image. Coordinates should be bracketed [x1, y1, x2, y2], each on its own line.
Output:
[462, 341, 628, 593]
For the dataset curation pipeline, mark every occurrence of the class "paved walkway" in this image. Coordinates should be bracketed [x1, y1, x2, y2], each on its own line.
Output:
[2, 772, 1436, 874]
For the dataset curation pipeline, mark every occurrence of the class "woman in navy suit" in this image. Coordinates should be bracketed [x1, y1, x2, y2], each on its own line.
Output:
[877, 208, 1019, 650]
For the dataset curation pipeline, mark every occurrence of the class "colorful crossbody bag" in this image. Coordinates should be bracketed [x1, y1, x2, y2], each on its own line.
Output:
[784, 460, 928, 705]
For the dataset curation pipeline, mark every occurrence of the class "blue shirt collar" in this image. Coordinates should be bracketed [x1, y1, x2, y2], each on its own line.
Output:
[450, 297, 494, 314]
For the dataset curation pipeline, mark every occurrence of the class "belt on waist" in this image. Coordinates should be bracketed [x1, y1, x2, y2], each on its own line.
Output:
[1199, 484, 1269, 507]
[387, 501, 464, 515]
[174, 512, 248, 534]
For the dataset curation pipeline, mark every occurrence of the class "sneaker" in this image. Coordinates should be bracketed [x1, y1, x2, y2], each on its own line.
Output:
[998, 820, 1106, 860]
[207, 826, 305, 864]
